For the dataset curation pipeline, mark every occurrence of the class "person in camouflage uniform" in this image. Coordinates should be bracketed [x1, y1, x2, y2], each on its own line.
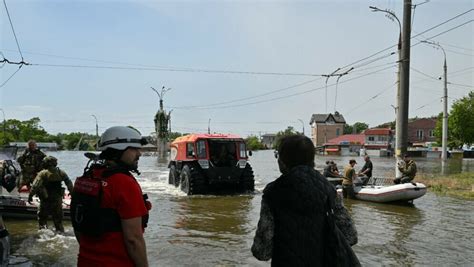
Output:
[28, 156, 73, 232]
[394, 154, 418, 184]
[17, 140, 46, 190]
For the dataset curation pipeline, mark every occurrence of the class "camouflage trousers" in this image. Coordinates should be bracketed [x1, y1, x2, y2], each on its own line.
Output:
[394, 176, 414, 184]
[38, 197, 64, 232]
[17, 172, 36, 189]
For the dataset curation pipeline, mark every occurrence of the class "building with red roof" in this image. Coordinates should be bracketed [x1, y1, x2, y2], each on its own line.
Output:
[324, 134, 365, 156]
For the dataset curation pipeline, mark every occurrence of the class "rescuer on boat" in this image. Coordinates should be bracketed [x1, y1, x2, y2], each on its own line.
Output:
[17, 140, 46, 190]
[394, 154, 417, 184]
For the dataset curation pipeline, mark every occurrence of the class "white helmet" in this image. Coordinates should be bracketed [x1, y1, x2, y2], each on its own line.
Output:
[98, 126, 147, 151]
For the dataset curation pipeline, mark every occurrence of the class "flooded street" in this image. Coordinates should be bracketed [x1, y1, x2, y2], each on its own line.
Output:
[4, 150, 474, 266]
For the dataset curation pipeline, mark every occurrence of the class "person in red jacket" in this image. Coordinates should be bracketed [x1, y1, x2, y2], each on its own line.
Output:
[72, 126, 151, 267]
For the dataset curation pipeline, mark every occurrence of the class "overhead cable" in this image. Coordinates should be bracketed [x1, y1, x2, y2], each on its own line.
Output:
[3, 0, 23, 60]
[168, 65, 395, 110]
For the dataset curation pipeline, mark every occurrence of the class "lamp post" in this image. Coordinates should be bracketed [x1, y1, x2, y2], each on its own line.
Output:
[297, 119, 305, 135]
[421, 40, 448, 161]
[370, 4, 407, 179]
[91, 114, 99, 149]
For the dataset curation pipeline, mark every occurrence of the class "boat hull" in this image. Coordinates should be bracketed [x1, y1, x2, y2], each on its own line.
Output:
[338, 182, 427, 203]
[0, 195, 71, 220]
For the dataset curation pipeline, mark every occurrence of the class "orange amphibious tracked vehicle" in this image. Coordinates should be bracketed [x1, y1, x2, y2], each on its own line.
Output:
[168, 133, 254, 195]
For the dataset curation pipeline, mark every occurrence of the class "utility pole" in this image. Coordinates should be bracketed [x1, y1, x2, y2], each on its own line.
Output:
[370, 5, 403, 177]
[421, 41, 448, 161]
[208, 119, 211, 134]
[396, 0, 412, 174]
[91, 114, 99, 150]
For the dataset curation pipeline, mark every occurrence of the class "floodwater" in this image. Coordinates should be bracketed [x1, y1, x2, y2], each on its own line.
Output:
[4, 150, 474, 266]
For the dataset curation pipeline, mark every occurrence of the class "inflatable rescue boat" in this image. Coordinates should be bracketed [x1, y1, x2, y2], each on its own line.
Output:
[0, 192, 71, 220]
[0, 146, 70, 219]
[338, 182, 427, 203]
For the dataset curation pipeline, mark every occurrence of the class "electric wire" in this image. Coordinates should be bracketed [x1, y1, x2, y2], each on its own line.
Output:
[411, 67, 439, 80]
[0, 65, 22, 88]
[414, 97, 441, 111]
[413, 20, 474, 48]
[449, 66, 474, 75]
[448, 82, 472, 88]
[344, 81, 398, 114]
[443, 49, 474, 57]
[169, 65, 396, 110]
[440, 42, 474, 52]
[169, 77, 323, 109]
[3, 0, 23, 61]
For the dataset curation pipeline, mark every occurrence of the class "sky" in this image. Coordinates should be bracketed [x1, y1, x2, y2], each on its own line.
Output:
[1, 0, 473, 138]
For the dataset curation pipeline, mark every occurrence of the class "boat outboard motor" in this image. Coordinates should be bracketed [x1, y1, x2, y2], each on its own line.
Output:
[1, 160, 20, 193]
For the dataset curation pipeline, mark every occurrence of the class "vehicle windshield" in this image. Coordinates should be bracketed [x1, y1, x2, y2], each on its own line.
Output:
[208, 140, 237, 167]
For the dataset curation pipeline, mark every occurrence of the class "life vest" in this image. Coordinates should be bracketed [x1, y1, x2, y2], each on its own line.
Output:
[71, 164, 150, 237]
[39, 168, 66, 195]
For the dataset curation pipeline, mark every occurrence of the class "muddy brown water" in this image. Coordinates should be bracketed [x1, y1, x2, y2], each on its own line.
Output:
[4, 150, 474, 266]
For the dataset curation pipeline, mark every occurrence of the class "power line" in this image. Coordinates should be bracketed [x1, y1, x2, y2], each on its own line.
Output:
[3, 0, 23, 61]
[414, 97, 441, 111]
[169, 77, 323, 109]
[448, 82, 472, 88]
[169, 65, 395, 110]
[449, 66, 474, 75]
[344, 81, 397, 113]
[411, 67, 439, 80]
[414, 20, 474, 47]
[0, 65, 22, 88]
[30, 62, 326, 77]
[439, 42, 474, 52]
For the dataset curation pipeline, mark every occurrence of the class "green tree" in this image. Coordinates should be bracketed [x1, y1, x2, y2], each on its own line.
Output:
[273, 126, 300, 149]
[0, 117, 51, 144]
[434, 92, 474, 147]
[343, 124, 353, 134]
[343, 122, 369, 134]
[245, 135, 265, 150]
[449, 91, 474, 146]
[353, 122, 369, 133]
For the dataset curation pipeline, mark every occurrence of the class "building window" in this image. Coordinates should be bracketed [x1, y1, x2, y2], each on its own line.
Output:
[368, 136, 375, 141]
[378, 136, 387, 141]
[336, 128, 340, 136]
[416, 130, 424, 140]
[429, 130, 435, 137]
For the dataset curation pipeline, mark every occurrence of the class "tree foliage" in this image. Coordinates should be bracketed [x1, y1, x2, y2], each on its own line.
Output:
[343, 122, 369, 134]
[0, 117, 96, 150]
[245, 135, 265, 151]
[449, 91, 474, 145]
[273, 126, 300, 149]
[434, 92, 474, 147]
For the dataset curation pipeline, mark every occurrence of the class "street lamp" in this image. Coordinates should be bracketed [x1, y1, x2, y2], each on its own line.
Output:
[297, 119, 305, 135]
[370, 5, 403, 178]
[421, 40, 448, 161]
[91, 114, 99, 149]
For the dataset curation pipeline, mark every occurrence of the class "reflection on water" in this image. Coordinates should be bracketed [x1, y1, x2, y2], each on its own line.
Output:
[348, 200, 424, 266]
[3, 150, 473, 266]
[174, 196, 252, 238]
